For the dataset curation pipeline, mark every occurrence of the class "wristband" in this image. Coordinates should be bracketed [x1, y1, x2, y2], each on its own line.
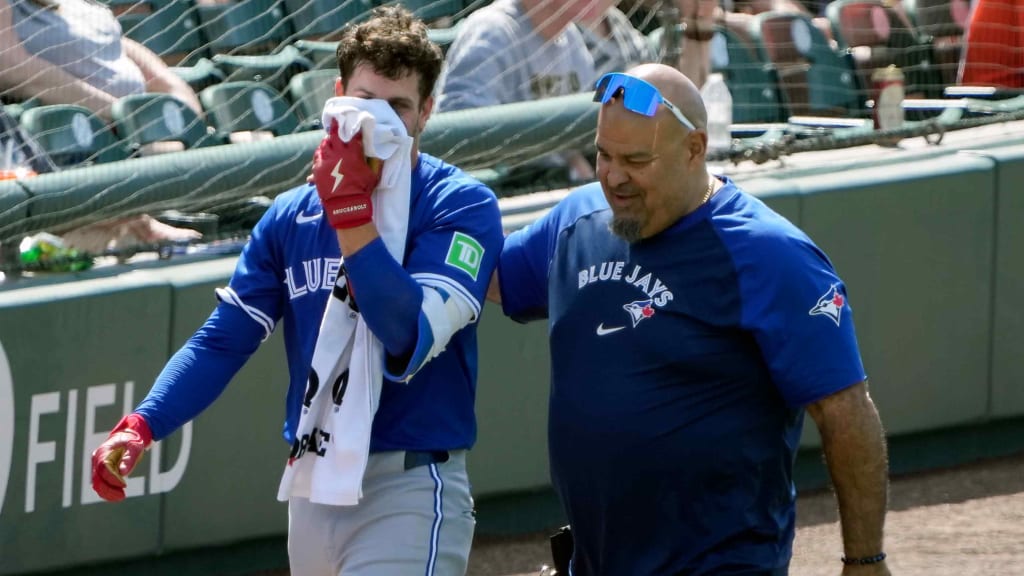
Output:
[841, 552, 886, 565]
[682, 19, 716, 42]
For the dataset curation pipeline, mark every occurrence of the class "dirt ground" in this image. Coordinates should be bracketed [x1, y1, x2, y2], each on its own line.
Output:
[466, 451, 1024, 576]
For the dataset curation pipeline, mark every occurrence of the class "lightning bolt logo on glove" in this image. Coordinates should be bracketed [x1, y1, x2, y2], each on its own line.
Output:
[312, 120, 383, 229]
[330, 158, 345, 193]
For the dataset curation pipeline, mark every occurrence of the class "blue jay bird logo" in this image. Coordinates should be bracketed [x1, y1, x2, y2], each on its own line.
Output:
[809, 284, 845, 327]
[623, 299, 656, 328]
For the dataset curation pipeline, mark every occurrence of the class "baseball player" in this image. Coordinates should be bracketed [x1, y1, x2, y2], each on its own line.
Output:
[491, 65, 891, 575]
[89, 7, 504, 575]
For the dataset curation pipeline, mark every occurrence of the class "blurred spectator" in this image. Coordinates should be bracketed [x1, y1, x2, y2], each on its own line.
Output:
[0, 0, 202, 122]
[675, 0, 723, 88]
[958, 0, 1024, 89]
[577, 0, 655, 77]
[732, 0, 813, 15]
[438, 0, 596, 111]
[0, 0, 203, 260]
[438, 0, 598, 185]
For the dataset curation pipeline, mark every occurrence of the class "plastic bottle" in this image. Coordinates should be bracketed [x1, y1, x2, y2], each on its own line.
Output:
[701, 73, 733, 155]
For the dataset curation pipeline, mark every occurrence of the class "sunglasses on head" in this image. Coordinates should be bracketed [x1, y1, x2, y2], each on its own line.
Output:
[592, 72, 696, 131]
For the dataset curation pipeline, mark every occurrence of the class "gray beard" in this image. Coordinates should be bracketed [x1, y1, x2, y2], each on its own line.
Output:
[610, 217, 643, 243]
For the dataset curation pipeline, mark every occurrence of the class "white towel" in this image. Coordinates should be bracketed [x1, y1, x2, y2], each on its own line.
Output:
[277, 97, 414, 505]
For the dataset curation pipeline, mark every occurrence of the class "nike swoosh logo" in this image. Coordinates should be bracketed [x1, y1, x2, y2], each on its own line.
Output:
[295, 211, 322, 224]
[596, 323, 625, 336]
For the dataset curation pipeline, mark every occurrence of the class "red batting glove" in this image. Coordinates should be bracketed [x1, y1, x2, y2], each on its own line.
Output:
[312, 121, 383, 229]
[91, 413, 153, 502]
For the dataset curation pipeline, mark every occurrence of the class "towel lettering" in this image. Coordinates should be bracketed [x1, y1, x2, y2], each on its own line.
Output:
[288, 427, 331, 464]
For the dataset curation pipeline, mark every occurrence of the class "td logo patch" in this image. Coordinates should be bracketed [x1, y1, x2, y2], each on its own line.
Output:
[445, 232, 484, 281]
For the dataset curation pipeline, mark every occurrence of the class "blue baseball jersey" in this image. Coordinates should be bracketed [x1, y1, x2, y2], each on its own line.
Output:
[137, 153, 503, 453]
[499, 178, 867, 575]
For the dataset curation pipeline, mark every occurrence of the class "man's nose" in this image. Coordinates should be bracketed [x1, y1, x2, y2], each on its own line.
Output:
[604, 163, 629, 188]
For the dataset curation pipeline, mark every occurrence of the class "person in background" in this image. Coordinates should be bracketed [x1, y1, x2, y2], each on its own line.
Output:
[0, 0, 207, 256]
[958, 0, 1024, 89]
[674, 0, 723, 89]
[438, 0, 598, 185]
[0, 0, 202, 121]
[577, 0, 655, 77]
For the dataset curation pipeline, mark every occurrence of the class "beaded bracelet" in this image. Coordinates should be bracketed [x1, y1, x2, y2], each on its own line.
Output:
[841, 552, 887, 565]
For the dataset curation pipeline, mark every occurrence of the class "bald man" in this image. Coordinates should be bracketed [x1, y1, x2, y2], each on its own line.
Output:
[490, 64, 891, 575]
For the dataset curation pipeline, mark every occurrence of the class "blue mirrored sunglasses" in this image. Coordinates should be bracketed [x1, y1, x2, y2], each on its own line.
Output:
[592, 72, 696, 131]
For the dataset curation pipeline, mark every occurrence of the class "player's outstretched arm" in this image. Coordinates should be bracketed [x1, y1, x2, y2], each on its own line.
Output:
[806, 380, 892, 576]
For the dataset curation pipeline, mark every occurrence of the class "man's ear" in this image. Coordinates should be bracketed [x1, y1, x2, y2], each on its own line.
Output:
[688, 129, 708, 165]
[334, 77, 345, 97]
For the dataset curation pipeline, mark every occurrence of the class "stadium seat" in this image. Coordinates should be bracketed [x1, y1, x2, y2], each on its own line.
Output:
[747, 11, 865, 117]
[826, 0, 945, 99]
[292, 24, 459, 72]
[293, 39, 339, 70]
[212, 45, 315, 93]
[377, 0, 464, 24]
[111, 93, 220, 154]
[2, 98, 40, 123]
[287, 69, 338, 129]
[18, 105, 129, 167]
[283, 0, 374, 40]
[195, 0, 293, 55]
[109, 0, 206, 65]
[199, 81, 300, 138]
[649, 24, 788, 123]
[171, 57, 228, 93]
[902, 0, 969, 86]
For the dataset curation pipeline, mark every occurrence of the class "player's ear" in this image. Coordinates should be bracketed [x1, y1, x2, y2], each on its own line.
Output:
[418, 95, 435, 133]
[335, 77, 345, 97]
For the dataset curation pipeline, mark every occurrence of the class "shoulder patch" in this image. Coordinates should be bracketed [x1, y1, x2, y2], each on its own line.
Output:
[445, 232, 485, 281]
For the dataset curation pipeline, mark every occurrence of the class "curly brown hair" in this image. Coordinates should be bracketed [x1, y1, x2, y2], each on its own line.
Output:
[335, 5, 444, 106]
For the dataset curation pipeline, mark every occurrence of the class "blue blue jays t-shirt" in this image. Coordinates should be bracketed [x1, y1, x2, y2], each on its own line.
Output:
[499, 178, 866, 575]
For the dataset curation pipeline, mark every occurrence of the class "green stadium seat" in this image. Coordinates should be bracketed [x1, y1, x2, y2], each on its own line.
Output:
[293, 39, 340, 70]
[171, 57, 227, 93]
[377, 0, 464, 24]
[2, 98, 40, 123]
[110, 0, 206, 65]
[212, 45, 315, 93]
[647, 26, 788, 123]
[747, 11, 865, 117]
[287, 69, 338, 129]
[292, 24, 460, 71]
[18, 105, 129, 167]
[199, 81, 301, 137]
[827, 0, 945, 99]
[283, 0, 374, 40]
[111, 93, 220, 154]
[196, 0, 293, 55]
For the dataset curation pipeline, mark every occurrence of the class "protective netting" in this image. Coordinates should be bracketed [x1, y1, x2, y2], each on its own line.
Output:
[0, 0, 1020, 274]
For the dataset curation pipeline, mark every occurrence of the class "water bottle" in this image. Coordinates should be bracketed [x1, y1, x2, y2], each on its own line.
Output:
[701, 73, 733, 155]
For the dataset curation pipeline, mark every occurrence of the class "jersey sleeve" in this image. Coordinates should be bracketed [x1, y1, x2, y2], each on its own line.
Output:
[213, 199, 285, 340]
[735, 228, 867, 407]
[498, 183, 605, 323]
[498, 216, 555, 323]
[381, 181, 504, 380]
[136, 200, 290, 439]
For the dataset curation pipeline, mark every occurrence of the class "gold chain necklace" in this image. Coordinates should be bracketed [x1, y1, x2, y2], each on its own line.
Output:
[701, 177, 715, 206]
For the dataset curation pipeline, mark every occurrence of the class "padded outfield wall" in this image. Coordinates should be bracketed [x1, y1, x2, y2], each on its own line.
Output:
[2, 141, 1024, 574]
